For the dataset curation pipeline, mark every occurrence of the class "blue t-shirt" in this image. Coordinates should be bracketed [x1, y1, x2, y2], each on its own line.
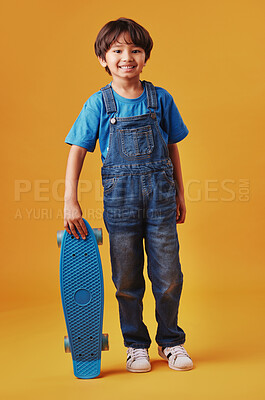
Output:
[65, 82, 189, 162]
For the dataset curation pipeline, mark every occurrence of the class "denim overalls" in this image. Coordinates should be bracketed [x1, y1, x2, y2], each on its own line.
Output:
[101, 81, 186, 349]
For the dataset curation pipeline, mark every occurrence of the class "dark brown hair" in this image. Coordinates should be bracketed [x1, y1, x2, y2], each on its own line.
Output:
[94, 17, 153, 75]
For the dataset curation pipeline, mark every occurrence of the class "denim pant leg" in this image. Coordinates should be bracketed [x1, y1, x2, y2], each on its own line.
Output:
[103, 175, 151, 349]
[144, 172, 186, 347]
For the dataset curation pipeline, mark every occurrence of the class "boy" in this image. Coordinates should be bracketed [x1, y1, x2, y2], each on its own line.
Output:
[64, 17, 193, 373]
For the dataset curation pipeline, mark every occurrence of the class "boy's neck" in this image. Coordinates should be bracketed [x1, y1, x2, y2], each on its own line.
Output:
[111, 78, 144, 99]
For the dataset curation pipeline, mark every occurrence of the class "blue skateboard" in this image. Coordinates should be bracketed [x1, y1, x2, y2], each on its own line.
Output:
[57, 218, 109, 379]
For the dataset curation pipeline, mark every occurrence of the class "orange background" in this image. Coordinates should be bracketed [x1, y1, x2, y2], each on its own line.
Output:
[1, 0, 264, 399]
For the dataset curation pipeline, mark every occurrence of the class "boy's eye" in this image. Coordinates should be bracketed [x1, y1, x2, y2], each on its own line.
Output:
[112, 49, 142, 54]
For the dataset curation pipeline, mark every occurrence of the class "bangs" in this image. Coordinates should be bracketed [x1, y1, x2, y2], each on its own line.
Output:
[105, 24, 148, 49]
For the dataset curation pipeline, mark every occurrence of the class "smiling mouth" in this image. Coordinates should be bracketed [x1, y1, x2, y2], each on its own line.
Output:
[119, 66, 136, 70]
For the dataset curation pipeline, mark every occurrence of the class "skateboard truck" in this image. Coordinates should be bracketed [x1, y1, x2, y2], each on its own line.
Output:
[57, 228, 103, 248]
[63, 333, 109, 353]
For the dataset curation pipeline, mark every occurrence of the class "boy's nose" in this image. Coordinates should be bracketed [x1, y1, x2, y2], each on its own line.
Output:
[122, 51, 133, 62]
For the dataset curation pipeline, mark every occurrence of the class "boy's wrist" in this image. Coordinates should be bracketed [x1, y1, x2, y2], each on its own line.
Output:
[64, 195, 78, 204]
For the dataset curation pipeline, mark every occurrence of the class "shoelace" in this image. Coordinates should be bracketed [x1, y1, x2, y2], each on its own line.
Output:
[166, 345, 189, 359]
[129, 348, 148, 360]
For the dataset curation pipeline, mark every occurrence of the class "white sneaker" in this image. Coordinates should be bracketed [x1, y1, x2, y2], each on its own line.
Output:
[126, 347, 151, 373]
[158, 345, 193, 371]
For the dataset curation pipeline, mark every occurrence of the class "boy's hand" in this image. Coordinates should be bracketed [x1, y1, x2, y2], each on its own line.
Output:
[176, 193, 186, 224]
[64, 201, 88, 240]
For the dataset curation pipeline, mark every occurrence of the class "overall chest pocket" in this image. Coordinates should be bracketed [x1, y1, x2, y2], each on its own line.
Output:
[118, 125, 154, 157]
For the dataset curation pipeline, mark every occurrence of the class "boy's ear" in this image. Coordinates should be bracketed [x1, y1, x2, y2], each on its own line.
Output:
[98, 56, 107, 68]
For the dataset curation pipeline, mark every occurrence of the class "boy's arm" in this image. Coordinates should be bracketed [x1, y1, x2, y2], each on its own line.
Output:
[64, 145, 88, 239]
[168, 143, 186, 224]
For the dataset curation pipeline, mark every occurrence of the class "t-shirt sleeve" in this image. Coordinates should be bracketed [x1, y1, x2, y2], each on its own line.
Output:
[160, 90, 189, 143]
[65, 95, 101, 152]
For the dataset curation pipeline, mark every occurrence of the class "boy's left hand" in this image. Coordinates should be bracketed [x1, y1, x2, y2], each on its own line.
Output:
[176, 193, 186, 224]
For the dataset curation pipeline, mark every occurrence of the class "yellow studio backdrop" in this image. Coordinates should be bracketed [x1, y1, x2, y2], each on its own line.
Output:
[1, 0, 264, 399]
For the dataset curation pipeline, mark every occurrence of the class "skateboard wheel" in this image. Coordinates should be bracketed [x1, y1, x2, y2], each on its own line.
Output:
[57, 230, 64, 248]
[64, 336, 71, 353]
[102, 333, 109, 351]
[93, 228, 103, 245]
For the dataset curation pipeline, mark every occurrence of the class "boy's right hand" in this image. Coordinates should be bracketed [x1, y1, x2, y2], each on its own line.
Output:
[64, 201, 88, 240]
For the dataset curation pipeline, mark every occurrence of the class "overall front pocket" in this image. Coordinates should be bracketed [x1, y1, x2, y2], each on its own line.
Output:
[102, 177, 117, 194]
[162, 170, 176, 187]
[118, 125, 154, 157]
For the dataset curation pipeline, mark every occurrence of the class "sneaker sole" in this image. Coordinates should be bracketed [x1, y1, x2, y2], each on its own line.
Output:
[158, 347, 193, 371]
[126, 366, 151, 373]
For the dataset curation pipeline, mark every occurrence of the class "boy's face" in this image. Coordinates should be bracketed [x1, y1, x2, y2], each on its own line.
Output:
[98, 32, 146, 80]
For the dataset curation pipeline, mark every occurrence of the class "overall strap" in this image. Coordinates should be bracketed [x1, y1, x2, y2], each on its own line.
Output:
[143, 80, 158, 110]
[100, 84, 117, 114]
